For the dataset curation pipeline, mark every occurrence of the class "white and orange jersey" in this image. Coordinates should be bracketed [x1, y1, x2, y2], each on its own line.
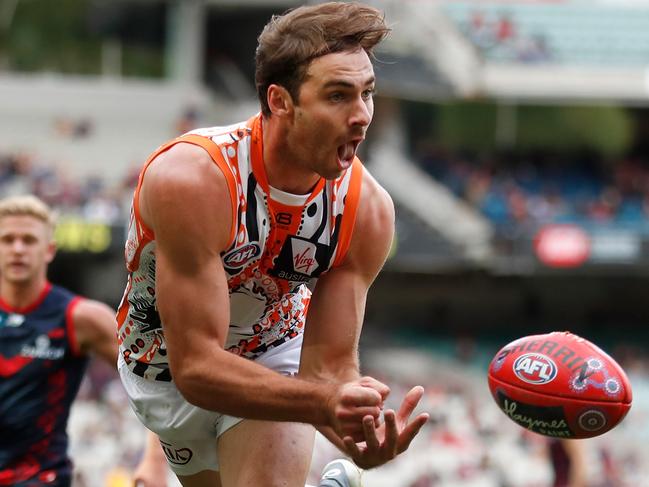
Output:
[116, 114, 363, 381]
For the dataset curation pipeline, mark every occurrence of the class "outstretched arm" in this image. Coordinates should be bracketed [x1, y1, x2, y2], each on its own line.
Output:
[299, 169, 428, 468]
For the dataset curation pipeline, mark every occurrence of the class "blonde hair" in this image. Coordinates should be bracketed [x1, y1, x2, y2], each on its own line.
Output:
[0, 195, 57, 232]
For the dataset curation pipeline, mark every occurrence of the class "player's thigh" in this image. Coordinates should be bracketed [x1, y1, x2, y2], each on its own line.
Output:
[176, 469, 222, 487]
[217, 419, 316, 487]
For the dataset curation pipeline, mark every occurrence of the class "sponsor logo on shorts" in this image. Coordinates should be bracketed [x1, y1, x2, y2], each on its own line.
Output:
[513, 353, 557, 384]
[160, 441, 193, 465]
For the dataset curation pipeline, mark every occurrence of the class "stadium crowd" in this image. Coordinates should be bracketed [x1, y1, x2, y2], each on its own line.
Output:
[0, 149, 137, 225]
[416, 146, 649, 232]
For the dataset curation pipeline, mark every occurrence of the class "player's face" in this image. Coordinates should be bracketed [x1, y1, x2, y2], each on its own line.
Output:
[290, 48, 375, 179]
[0, 215, 55, 285]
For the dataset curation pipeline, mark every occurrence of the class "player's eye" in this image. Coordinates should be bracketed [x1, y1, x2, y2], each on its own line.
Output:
[362, 88, 376, 100]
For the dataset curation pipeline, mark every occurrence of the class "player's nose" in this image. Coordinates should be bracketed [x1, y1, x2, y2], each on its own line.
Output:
[349, 96, 372, 128]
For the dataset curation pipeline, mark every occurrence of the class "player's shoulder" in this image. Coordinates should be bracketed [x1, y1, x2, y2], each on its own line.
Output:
[146, 120, 247, 186]
[334, 164, 394, 276]
[144, 141, 225, 198]
[357, 165, 394, 227]
[184, 120, 250, 142]
[45, 284, 78, 307]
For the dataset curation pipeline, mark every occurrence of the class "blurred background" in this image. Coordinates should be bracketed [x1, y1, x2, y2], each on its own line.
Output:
[2, 0, 649, 485]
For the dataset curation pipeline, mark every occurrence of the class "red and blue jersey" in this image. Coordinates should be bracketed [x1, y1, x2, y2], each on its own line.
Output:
[0, 283, 87, 486]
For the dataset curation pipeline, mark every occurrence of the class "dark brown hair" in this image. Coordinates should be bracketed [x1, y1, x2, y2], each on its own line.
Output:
[255, 1, 390, 117]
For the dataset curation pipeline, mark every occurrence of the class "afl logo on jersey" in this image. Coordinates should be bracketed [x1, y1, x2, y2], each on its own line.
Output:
[223, 243, 261, 269]
[513, 353, 558, 385]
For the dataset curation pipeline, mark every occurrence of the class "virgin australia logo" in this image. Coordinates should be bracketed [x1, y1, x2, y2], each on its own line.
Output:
[21, 335, 65, 360]
[291, 239, 318, 275]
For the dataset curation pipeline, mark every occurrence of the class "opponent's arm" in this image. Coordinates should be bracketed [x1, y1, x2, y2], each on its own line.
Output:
[73, 300, 169, 485]
[299, 170, 428, 468]
[139, 143, 383, 432]
[73, 298, 119, 366]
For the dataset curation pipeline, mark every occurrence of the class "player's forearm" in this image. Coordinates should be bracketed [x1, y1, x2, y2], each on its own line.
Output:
[173, 349, 334, 425]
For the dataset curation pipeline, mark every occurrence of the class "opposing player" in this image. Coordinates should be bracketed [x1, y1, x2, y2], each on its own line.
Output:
[117, 3, 429, 486]
[0, 194, 167, 487]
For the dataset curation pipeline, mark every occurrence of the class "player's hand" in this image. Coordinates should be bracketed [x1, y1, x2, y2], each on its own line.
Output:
[328, 376, 390, 442]
[341, 385, 429, 469]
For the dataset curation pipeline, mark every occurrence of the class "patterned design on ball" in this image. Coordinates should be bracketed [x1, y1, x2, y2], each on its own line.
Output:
[569, 356, 624, 399]
[578, 410, 607, 432]
[605, 378, 621, 395]
[587, 358, 603, 370]
[491, 351, 507, 373]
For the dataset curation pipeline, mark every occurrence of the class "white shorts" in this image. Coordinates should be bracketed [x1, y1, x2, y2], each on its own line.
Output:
[118, 335, 303, 476]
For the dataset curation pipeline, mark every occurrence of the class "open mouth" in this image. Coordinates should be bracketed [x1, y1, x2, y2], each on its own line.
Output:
[336, 140, 361, 170]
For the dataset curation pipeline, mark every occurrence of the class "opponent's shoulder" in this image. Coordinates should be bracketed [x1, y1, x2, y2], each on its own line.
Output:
[70, 298, 117, 359]
[71, 298, 115, 329]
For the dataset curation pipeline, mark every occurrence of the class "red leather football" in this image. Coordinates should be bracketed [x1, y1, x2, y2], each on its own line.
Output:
[487, 331, 632, 438]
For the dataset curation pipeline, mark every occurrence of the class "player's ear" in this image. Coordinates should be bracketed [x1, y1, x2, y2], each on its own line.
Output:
[45, 239, 57, 264]
[267, 84, 294, 117]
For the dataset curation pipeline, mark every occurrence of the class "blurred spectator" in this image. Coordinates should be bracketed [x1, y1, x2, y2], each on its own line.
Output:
[174, 106, 200, 135]
[53, 116, 94, 139]
[0, 148, 130, 225]
[415, 145, 649, 230]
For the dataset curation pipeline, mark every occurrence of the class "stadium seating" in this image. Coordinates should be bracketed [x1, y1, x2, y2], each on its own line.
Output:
[442, 1, 649, 67]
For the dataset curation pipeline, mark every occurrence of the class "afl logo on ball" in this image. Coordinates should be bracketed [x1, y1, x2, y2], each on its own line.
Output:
[514, 353, 558, 385]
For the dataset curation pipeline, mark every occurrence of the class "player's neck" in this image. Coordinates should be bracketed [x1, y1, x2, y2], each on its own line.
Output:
[262, 117, 320, 195]
[0, 276, 48, 311]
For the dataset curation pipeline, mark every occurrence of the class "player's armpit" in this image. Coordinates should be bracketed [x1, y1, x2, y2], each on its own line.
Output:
[72, 299, 119, 366]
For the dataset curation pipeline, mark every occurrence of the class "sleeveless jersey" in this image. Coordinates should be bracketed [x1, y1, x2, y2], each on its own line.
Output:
[117, 113, 363, 381]
[0, 283, 86, 486]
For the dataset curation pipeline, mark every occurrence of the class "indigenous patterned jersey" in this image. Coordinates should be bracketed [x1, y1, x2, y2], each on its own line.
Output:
[0, 283, 86, 486]
[117, 114, 363, 382]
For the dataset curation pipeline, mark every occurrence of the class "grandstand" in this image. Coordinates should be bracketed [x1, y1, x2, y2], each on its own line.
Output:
[3, 0, 649, 485]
